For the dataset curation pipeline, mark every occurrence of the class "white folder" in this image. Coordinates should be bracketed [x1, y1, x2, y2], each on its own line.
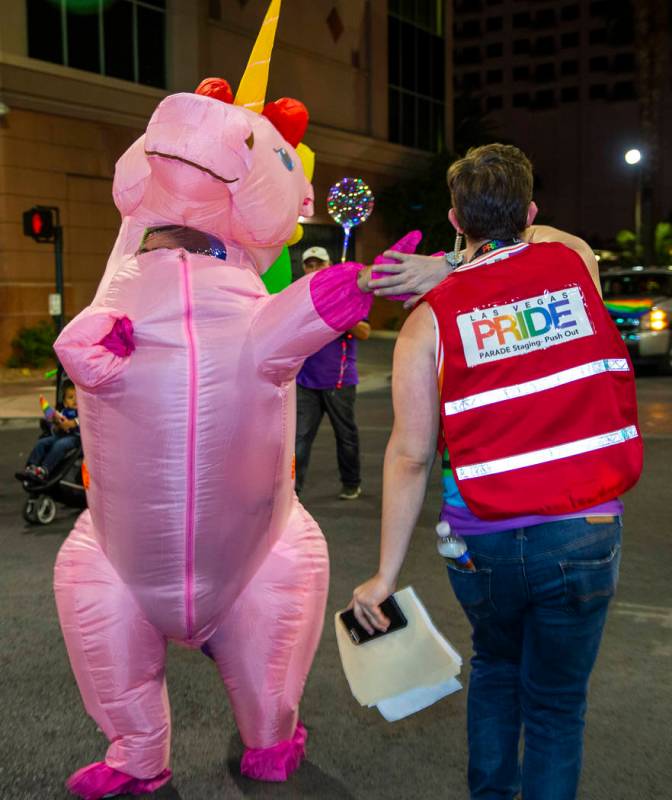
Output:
[335, 586, 463, 721]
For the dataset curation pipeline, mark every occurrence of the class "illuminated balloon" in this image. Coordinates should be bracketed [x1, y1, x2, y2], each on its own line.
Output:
[327, 177, 375, 261]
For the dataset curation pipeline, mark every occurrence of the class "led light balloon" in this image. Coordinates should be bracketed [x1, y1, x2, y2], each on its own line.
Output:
[327, 177, 375, 261]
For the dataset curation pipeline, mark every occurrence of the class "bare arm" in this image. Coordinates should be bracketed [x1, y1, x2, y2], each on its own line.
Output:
[370, 253, 452, 309]
[524, 225, 602, 296]
[351, 303, 438, 634]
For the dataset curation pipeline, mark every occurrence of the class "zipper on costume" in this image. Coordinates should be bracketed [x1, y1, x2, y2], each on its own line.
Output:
[180, 251, 197, 640]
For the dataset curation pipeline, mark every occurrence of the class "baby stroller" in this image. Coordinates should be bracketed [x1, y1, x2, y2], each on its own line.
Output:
[15, 370, 87, 526]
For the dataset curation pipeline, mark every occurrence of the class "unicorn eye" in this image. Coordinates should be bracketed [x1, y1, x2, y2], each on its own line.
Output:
[274, 147, 294, 171]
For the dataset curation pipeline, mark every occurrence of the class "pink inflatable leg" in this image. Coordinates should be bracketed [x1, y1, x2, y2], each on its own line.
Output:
[54, 511, 171, 792]
[206, 503, 329, 781]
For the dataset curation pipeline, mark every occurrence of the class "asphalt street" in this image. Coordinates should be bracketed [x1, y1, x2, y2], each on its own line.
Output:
[1, 343, 670, 800]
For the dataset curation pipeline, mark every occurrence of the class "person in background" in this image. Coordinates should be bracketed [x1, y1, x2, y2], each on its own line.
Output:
[296, 246, 371, 500]
[351, 144, 641, 800]
[24, 381, 80, 481]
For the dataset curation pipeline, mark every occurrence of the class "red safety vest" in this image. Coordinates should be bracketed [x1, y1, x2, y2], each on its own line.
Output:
[424, 242, 642, 520]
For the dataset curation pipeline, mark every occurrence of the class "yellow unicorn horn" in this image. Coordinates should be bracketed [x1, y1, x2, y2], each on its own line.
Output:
[235, 0, 282, 113]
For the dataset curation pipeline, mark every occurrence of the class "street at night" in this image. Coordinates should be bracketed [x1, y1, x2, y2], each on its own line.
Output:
[1, 339, 670, 800]
[2, 1, 672, 798]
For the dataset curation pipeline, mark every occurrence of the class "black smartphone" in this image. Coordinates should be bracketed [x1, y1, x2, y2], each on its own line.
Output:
[340, 595, 408, 645]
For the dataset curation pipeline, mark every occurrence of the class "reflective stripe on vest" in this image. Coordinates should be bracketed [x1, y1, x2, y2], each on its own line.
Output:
[444, 358, 630, 416]
[455, 425, 639, 480]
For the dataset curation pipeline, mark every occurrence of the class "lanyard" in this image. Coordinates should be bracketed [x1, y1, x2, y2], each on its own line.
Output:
[335, 333, 353, 390]
[468, 238, 520, 262]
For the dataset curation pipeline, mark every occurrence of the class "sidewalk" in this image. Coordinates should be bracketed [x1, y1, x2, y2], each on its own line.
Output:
[0, 371, 54, 427]
[0, 333, 398, 424]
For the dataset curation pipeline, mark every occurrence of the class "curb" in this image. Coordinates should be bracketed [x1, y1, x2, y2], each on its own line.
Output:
[0, 418, 40, 430]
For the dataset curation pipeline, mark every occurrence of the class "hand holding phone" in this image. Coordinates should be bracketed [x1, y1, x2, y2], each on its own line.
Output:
[340, 595, 407, 645]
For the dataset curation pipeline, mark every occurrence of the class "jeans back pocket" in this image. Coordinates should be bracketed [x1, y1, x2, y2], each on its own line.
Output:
[447, 563, 495, 622]
[560, 544, 621, 616]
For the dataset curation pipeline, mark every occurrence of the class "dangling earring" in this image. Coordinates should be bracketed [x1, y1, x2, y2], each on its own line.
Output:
[445, 231, 464, 268]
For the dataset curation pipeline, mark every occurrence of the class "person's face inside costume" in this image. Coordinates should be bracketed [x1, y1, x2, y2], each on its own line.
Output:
[303, 257, 330, 274]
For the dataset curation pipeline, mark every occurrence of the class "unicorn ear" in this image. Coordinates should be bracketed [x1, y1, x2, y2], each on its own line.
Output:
[262, 98, 309, 147]
[194, 77, 234, 103]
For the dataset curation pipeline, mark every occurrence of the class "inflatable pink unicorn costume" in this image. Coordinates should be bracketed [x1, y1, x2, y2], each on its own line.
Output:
[52, 4, 372, 797]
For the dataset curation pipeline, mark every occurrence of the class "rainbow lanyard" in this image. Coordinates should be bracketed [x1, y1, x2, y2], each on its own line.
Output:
[335, 333, 353, 390]
[469, 238, 520, 262]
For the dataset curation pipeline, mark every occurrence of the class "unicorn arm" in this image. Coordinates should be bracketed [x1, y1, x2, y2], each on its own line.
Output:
[54, 308, 135, 391]
[252, 262, 373, 384]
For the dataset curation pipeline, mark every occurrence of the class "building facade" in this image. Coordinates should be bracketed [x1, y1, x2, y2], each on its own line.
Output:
[453, 0, 672, 249]
[0, 0, 453, 361]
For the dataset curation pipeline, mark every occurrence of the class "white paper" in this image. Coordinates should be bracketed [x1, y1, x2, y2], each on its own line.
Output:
[375, 677, 463, 722]
[335, 586, 462, 711]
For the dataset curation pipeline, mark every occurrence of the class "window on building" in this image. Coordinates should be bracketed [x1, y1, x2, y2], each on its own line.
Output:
[513, 39, 530, 55]
[612, 52, 635, 73]
[589, 28, 606, 45]
[388, 2, 445, 152]
[486, 0, 503, 5]
[561, 5, 580, 22]
[590, 1, 608, 16]
[513, 92, 530, 108]
[534, 63, 555, 82]
[611, 81, 636, 101]
[532, 89, 555, 110]
[486, 17, 503, 32]
[589, 56, 608, 71]
[589, 84, 607, 99]
[487, 95, 503, 111]
[463, 72, 481, 90]
[534, 36, 555, 56]
[461, 19, 481, 39]
[487, 42, 503, 57]
[561, 86, 579, 102]
[534, 9, 555, 29]
[26, 0, 166, 88]
[455, 0, 482, 11]
[561, 31, 580, 47]
[456, 46, 482, 65]
[561, 60, 579, 76]
[513, 12, 530, 28]
[513, 65, 529, 81]
[487, 68, 503, 84]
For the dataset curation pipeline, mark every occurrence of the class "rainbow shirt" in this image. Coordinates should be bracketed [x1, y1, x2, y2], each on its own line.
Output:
[440, 449, 622, 536]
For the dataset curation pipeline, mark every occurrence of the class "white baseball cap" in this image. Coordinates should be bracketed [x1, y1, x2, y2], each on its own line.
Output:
[302, 246, 330, 263]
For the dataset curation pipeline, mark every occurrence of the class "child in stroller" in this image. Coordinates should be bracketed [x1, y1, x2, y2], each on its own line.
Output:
[23, 381, 79, 481]
[16, 378, 87, 525]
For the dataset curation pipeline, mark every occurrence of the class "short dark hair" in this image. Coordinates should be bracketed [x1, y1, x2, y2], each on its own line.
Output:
[447, 144, 533, 240]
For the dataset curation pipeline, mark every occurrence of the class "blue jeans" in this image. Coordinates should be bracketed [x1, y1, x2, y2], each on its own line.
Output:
[28, 434, 78, 474]
[447, 517, 622, 800]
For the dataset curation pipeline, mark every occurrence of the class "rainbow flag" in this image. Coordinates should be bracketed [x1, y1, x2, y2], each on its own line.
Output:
[604, 298, 652, 317]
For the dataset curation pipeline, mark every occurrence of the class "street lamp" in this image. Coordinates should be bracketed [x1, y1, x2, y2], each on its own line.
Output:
[625, 148, 641, 165]
[624, 149, 643, 258]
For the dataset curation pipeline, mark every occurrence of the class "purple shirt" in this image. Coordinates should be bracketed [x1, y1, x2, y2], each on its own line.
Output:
[297, 335, 359, 390]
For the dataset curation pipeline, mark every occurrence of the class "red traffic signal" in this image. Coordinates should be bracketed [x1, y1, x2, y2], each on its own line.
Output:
[22, 206, 56, 242]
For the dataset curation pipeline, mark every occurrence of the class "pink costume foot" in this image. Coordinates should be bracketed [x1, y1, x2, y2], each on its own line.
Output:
[66, 761, 172, 799]
[240, 721, 307, 782]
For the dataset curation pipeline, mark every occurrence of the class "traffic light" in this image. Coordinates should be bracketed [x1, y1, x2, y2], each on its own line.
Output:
[23, 206, 56, 243]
